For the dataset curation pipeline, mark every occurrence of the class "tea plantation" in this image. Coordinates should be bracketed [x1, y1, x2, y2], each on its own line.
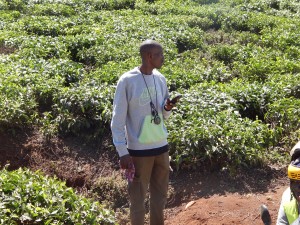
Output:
[1, 0, 300, 223]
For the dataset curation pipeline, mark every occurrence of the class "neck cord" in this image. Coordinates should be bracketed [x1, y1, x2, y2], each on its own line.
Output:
[141, 73, 159, 117]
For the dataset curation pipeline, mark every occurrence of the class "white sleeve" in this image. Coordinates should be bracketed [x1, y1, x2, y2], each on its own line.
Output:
[162, 103, 172, 120]
[111, 78, 129, 157]
[161, 76, 172, 120]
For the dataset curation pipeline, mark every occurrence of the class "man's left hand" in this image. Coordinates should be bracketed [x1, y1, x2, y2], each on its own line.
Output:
[164, 98, 175, 111]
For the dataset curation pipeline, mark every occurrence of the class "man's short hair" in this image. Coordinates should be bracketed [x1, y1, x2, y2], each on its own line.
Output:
[139, 40, 162, 56]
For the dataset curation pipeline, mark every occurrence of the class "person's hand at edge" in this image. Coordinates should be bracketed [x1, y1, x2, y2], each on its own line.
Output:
[119, 154, 133, 169]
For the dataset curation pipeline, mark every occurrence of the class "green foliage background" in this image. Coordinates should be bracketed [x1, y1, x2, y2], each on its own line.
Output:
[0, 167, 116, 224]
[1, 0, 300, 170]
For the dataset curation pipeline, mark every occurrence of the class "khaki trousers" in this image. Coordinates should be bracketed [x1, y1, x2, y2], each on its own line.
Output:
[128, 152, 169, 225]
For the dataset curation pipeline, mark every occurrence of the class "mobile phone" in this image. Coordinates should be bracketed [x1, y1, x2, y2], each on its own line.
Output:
[170, 94, 182, 104]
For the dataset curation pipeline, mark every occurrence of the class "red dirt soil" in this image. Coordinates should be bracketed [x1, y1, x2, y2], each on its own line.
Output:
[164, 163, 288, 225]
[0, 129, 289, 225]
[165, 183, 287, 225]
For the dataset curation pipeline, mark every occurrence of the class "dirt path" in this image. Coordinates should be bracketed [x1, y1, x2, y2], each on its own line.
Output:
[163, 166, 288, 225]
[165, 185, 287, 225]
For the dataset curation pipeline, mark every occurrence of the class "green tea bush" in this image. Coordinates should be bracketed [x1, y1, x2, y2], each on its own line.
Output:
[220, 73, 300, 123]
[266, 97, 300, 136]
[167, 83, 275, 170]
[266, 73, 300, 100]
[0, 167, 116, 224]
[210, 44, 240, 65]
[0, 0, 8, 10]
[3, 0, 26, 11]
[0, 83, 37, 129]
[220, 80, 272, 121]
[89, 57, 139, 84]
[176, 27, 204, 53]
[243, 13, 278, 33]
[261, 21, 300, 51]
[192, 0, 220, 4]
[78, 39, 137, 67]
[240, 0, 275, 13]
[163, 49, 234, 91]
[85, 0, 135, 10]
[1, 0, 300, 170]
[64, 34, 103, 63]
[279, 0, 300, 14]
[222, 10, 279, 34]
[41, 58, 86, 87]
[18, 15, 73, 36]
[92, 174, 128, 209]
[0, 59, 38, 129]
[0, 30, 26, 47]
[234, 31, 261, 45]
[243, 0, 300, 16]
[9, 35, 70, 59]
[30, 3, 76, 16]
[231, 45, 300, 82]
[0, 10, 21, 22]
[51, 82, 113, 139]
[184, 15, 214, 31]
[163, 53, 208, 90]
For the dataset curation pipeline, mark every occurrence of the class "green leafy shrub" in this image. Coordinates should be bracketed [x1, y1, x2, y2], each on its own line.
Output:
[84, 0, 135, 10]
[51, 82, 114, 139]
[219, 80, 271, 121]
[9, 35, 70, 59]
[184, 15, 214, 31]
[31, 3, 76, 16]
[243, 0, 300, 16]
[163, 51, 208, 91]
[266, 97, 300, 136]
[0, 10, 21, 22]
[89, 57, 139, 84]
[222, 11, 278, 33]
[231, 45, 300, 82]
[4, 0, 26, 11]
[261, 21, 300, 51]
[64, 34, 103, 64]
[176, 27, 204, 53]
[1, 0, 300, 170]
[92, 173, 128, 209]
[266, 73, 300, 100]
[167, 83, 276, 170]
[211, 44, 240, 65]
[0, 68, 38, 130]
[18, 15, 75, 36]
[0, 167, 116, 224]
[0, 84, 37, 130]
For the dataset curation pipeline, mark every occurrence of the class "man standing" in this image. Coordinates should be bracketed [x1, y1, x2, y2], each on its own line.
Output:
[111, 39, 175, 225]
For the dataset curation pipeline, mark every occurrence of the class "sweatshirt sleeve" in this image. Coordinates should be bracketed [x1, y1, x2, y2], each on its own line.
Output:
[163, 103, 172, 119]
[161, 76, 172, 120]
[111, 77, 129, 157]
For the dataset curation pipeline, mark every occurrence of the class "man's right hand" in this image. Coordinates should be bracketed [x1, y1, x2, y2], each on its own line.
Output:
[119, 154, 133, 169]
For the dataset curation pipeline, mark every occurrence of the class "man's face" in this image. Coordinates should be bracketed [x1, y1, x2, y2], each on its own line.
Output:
[291, 180, 300, 202]
[149, 46, 164, 69]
